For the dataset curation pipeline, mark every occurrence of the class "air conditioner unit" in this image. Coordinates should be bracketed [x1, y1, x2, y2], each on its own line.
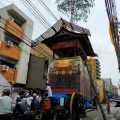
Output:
[1, 65, 9, 71]
[6, 40, 13, 47]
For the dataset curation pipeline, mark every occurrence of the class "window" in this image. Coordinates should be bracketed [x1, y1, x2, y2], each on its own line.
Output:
[0, 60, 15, 68]
[14, 20, 21, 27]
[5, 36, 18, 46]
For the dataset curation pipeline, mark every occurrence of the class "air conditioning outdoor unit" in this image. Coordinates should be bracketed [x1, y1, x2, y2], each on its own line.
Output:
[6, 40, 13, 47]
[1, 65, 9, 71]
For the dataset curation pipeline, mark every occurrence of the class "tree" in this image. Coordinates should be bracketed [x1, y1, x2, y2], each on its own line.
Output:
[55, 0, 95, 22]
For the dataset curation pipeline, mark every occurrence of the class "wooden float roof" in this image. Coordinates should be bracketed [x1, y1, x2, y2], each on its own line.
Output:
[37, 18, 96, 57]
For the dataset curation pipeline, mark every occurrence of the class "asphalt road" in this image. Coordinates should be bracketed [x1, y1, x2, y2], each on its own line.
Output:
[82, 102, 116, 120]
[35, 102, 118, 120]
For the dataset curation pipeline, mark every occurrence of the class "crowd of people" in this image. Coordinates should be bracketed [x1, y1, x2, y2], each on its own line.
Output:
[1, 82, 109, 120]
[0, 83, 52, 120]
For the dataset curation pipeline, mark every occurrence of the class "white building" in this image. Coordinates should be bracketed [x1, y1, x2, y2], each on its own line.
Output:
[0, 4, 33, 86]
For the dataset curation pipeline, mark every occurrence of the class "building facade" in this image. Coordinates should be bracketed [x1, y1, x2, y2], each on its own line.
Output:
[88, 58, 101, 80]
[0, 4, 33, 86]
[95, 79, 105, 102]
[94, 59, 101, 79]
[113, 85, 119, 98]
[31, 41, 58, 59]
[102, 78, 113, 98]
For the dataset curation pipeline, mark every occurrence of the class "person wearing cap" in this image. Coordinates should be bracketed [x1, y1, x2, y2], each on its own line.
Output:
[45, 83, 52, 99]
[0, 89, 12, 120]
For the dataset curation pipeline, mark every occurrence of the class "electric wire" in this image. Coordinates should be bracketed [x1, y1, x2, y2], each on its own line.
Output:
[0, 16, 53, 58]
[0, 1, 41, 36]
[20, 0, 57, 37]
[0, 1, 55, 58]
[0, 21, 52, 59]
[0, 25, 52, 59]
[2, 0, 54, 42]
[20, 0, 49, 29]
[27, 0, 52, 27]
[0, 37, 48, 66]
[38, 0, 58, 21]
[20, 0, 52, 37]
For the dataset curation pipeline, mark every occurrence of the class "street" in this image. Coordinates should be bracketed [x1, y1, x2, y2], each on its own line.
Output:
[35, 102, 117, 120]
[82, 102, 116, 120]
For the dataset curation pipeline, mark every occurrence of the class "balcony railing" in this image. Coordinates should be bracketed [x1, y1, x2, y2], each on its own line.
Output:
[0, 66, 17, 83]
[4, 20, 24, 40]
[0, 41, 21, 60]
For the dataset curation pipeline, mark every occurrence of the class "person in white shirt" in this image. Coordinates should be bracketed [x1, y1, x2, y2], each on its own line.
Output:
[45, 83, 52, 98]
[0, 89, 12, 120]
[27, 95, 33, 107]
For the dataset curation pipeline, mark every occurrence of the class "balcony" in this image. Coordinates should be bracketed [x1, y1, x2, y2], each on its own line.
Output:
[0, 66, 17, 83]
[0, 41, 21, 61]
[96, 71, 101, 75]
[4, 20, 24, 40]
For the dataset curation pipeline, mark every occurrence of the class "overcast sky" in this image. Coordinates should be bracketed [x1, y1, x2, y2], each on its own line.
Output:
[0, 0, 120, 87]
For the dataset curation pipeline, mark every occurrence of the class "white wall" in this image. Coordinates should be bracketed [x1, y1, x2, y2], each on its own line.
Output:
[0, 4, 34, 84]
[14, 5, 33, 84]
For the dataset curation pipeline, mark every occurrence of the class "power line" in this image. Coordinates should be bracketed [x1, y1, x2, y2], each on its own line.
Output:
[20, 0, 55, 37]
[20, 0, 49, 29]
[0, 16, 53, 58]
[0, 36, 48, 63]
[0, 20, 52, 59]
[0, 24, 52, 59]
[0, 0, 57, 43]
[38, 0, 58, 21]
[0, 2, 55, 58]
[27, 0, 52, 27]
[20, 0, 52, 29]
[0, 1, 41, 36]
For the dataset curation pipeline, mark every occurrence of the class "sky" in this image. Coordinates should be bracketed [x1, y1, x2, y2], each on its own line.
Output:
[0, 0, 120, 87]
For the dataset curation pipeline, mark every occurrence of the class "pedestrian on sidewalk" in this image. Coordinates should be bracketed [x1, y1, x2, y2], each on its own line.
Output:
[106, 99, 110, 113]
